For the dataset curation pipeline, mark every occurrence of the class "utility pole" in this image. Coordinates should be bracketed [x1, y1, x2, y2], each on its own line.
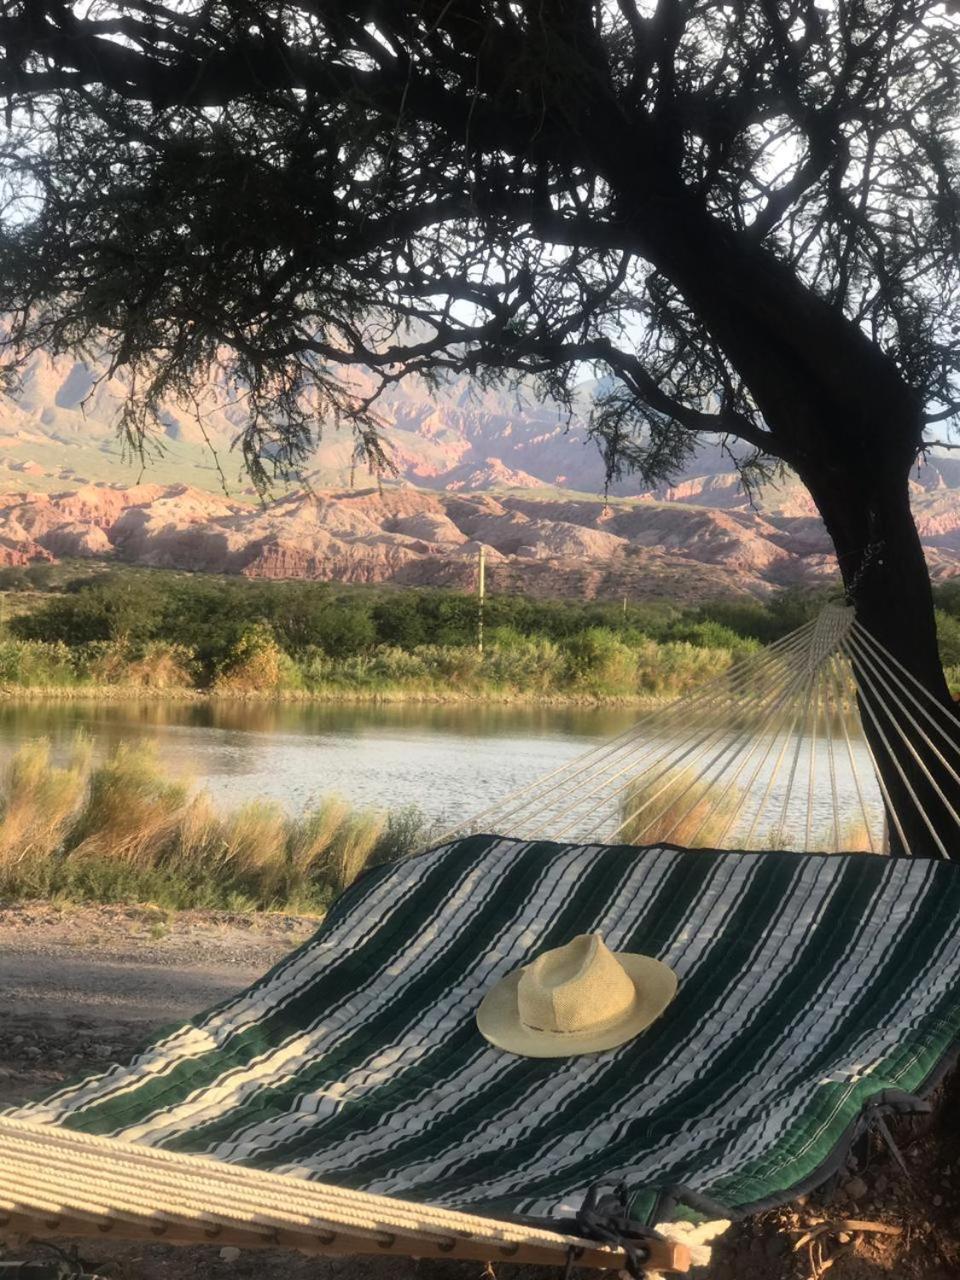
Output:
[477, 544, 486, 655]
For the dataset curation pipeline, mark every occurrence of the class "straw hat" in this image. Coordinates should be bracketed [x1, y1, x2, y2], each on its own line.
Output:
[476, 933, 677, 1058]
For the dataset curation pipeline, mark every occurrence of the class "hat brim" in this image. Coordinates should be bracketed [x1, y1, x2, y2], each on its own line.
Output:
[476, 953, 677, 1058]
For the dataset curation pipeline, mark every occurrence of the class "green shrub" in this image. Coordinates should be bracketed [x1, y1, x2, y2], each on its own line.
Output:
[367, 647, 431, 681]
[0, 638, 77, 686]
[563, 628, 638, 695]
[634, 639, 733, 697]
[937, 609, 960, 668]
[313, 604, 376, 657]
[372, 595, 427, 648]
[666, 620, 762, 655]
[369, 805, 430, 865]
[0, 567, 28, 592]
[12, 575, 165, 644]
[214, 623, 302, 693]
[688, 600, 782, 644]
[416, 644, 484, 682]
[482, 636, 563, 690]
[23, 563, 56, 591]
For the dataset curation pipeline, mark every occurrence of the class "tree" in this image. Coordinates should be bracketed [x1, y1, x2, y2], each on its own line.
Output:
[11, 575, 163, 646]
[0, 1, 958, 853]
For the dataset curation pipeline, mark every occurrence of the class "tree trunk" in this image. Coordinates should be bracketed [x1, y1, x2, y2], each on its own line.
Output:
[608, 171, 960, 858]
[799, 456, 960, 858]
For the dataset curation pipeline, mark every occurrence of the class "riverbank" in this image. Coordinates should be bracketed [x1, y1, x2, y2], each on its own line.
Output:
[0, 738, 424, 912]
[0, 566, 803, 702]
[0, 633, 742, 701]
[7, 567, 960, 707]
[0, 679, 669, 706]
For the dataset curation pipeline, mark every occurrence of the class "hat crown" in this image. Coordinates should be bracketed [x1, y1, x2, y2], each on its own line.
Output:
[516, 933, 637, 1035]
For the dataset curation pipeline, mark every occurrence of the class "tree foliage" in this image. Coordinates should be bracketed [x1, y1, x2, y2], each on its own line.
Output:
[9, 568, 825, 663]
[0, 1, 957, 494]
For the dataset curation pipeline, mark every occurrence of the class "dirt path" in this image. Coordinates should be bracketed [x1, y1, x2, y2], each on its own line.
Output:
[0, 902, 956, 1280]
[0, 902, 315, 1108]
[3, 949, 249, 1022]
[0, 905, 577, 1280]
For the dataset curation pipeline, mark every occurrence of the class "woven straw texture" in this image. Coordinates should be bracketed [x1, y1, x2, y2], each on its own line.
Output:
[8, 835, 960, 1223]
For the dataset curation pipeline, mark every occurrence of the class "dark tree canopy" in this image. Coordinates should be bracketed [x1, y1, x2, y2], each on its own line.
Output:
[0, 1, 956, 489]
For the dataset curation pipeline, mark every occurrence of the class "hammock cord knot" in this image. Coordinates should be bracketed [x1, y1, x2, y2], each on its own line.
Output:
[569, 1182, 663, 1278]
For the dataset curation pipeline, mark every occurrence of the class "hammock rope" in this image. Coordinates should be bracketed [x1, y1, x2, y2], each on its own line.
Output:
[456, 621, 819, 841]
[439, 604, 960, 856]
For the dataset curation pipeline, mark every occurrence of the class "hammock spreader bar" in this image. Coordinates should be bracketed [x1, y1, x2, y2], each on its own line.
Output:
[0, 1117, 689, 1273]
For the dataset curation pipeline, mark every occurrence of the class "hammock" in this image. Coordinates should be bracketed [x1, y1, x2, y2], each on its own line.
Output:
[3, 604, 960, 1275]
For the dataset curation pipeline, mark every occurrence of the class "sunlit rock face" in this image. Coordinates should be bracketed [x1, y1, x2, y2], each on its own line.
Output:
[0, 480, 865, 600]
[0, 348, 959, 595]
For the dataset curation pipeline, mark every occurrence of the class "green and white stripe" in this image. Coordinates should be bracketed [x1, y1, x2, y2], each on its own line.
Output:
[8, 836, 960, 1223]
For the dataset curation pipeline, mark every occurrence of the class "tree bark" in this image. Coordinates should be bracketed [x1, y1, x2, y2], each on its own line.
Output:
[613, 180, 960, 859]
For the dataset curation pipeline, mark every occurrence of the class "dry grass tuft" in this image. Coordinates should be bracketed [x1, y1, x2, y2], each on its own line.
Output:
[0, 737, 425, 909]
[620, 766, 882, 852]
[66, 742, 187, 867]
[0, 735, 90, 872]
[619, 767, 742, 848]
[327, 810, 387, 894]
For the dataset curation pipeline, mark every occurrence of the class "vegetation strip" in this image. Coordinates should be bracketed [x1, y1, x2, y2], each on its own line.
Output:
[0, 737, 424, 913]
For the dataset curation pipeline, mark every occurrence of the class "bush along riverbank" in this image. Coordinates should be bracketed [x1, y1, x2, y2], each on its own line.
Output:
[0, 737, 426, 912]
[0, 570, 814, 701]
[0, 631, 747, 703]
[5, 569, 960, 701]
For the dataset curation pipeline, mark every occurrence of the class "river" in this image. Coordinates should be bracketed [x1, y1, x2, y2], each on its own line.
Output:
[0, 698, 886, 849]
[0, 700, 640, 832]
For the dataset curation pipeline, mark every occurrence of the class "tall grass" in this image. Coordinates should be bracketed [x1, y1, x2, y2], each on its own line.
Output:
[0, 737, 90, 873]
[0, 738, 427, 911]
[619, 765, 880, 851]
[0, 631, 740, 703]
[619, 767, 743, 848]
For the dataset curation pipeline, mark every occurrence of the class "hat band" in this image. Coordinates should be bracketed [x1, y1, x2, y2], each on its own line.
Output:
[520, 990, 639, 1037]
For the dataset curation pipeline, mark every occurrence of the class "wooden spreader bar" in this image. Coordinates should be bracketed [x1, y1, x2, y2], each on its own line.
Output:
[0, 1118, 690, 1273]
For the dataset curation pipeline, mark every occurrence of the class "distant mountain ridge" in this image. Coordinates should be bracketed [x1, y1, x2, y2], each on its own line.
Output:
[0, 349, 958, 598]
[0, 349, 611, 496]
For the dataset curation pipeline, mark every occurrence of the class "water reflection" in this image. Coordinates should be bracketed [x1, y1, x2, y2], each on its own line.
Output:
[0, 699, 640, 830]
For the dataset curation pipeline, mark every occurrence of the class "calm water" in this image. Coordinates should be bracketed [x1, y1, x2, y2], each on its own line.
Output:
[0, 700, 640, 831]
[0, 700, 885, 848]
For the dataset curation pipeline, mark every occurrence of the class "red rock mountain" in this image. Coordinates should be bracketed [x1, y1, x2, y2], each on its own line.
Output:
[0, 350, 958, 598]
[0, 478, 948, 602]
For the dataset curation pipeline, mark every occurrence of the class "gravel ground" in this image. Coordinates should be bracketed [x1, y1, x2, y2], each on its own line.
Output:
[1, 901, 957, 1280]
[0, 901, 315, 1108]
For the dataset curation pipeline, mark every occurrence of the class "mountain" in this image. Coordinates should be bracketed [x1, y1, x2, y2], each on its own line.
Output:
[0, 349, 958, 598]
[0, 349, 611, 496]
[0, 482, 827, 601]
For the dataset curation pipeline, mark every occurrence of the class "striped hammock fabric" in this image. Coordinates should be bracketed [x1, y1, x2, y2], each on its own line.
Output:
[8, 835, 960, 1225]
